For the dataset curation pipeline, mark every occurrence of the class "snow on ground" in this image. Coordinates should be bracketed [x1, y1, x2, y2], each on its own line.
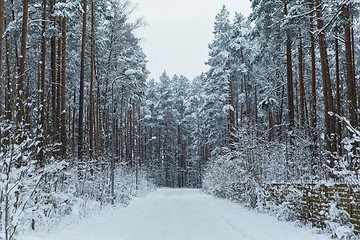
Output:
[21, 188, 331, 240]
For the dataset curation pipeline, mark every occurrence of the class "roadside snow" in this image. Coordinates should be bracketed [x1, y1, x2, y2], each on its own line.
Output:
[21, 188, 331, 240]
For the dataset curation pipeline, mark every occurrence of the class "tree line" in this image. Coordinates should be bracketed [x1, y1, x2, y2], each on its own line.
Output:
[143, 0, 360, 187]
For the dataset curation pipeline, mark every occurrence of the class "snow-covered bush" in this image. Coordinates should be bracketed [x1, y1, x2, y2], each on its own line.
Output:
[0, 147, 154, 240]
[202, 148, 250, 200]
[325, 194, 355, 240]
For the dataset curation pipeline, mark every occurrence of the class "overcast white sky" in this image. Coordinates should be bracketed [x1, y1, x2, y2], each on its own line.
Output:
[133, 0, 252, 80]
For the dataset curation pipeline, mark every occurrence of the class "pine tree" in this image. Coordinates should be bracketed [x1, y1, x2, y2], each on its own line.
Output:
[17, 0, 29, 125]
[78, 0, 87, 162]
[60, 0, 67, 156]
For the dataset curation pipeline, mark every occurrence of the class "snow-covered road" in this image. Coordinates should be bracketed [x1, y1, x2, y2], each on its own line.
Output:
[23, 188, 330, 240]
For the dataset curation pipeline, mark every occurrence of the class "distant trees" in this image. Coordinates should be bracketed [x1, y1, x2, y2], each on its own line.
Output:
[143, 1, 360, 187]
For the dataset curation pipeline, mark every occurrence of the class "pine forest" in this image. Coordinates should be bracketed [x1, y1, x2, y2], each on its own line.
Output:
[0, 0, 360, 239]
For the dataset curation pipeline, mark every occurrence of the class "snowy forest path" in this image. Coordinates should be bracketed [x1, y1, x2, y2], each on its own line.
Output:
[24, 189, 330, 240]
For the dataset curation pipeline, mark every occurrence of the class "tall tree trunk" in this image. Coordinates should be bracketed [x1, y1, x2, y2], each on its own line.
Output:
[38, 1, 47, 165]
[240, 50, 245, 127]
[60, 0, 67, 156]
[5, 18, 11, 120]
[95, 83, 99, 155]
[285, 3, 294, 129]
[50, 0, 57, 144]
[344, 5, 357, 168]
[351, 18, 357, 111]
[255, 85, 258, 126]
[227, 60, 236, 150]
[72, 88, 76, 150]
[132, 99, 136, 167]
[309, 1, 317, 155]
[89, 0, 95, 159]
[138, 104, 142, 166]
[295, 69, 299, 125]
[149, 126, 153, 170]
[56, 37, 61, 143]
[17, 0, 29, 125]
[298, 27, 306, 126]
[40, 0, 46, 131]
[316, 0, 336, 159]
[335, 37, 342, 156]
[0, 0, 5, 116]
[10, 0, 19, 69]
[344, 5, 357, 128]
[245, 76, 250, 119]
[95, 63, 100, 154]
[78, 0, 87, 161]
[126, 110, 130, 165]
[119, 86, 125, 161]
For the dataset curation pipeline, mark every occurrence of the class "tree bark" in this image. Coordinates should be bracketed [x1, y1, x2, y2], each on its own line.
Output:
[60, 0, 67, 156]
[49, 0, 57, 144]
[0, 0, 5, 116]
[138, 104, 142, 166]
[56, 37, 61, 143]
[78, 0, 87, 161]
[40, 0, 46, 130]
[335, 37, 342, 156]
[5, 18, 11, 120]
[17, 0, 29, 124]
[316, 0, 336, 158]
[89, 0, 95, 159]
[119, 86, 125, 161]
[344, 5, 357, 128]
[298, 27, 306, 126]
[309, 1, 317, 149]
[227, 59, 236, 150]
[285, 3, 294, 129]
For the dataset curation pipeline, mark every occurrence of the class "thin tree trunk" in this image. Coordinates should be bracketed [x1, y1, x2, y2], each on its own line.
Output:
[78, 0, 87, 161]
[298, 26, 306, 126]
[295, 70, 299, 125]
[335, 37, 342, 156]
[227, 59, 236, 150]
[132, 99, 136, 167]
[60, 0, 67, 156]
[240, 50, 245, 127]
[285, 3, 294, 129]
[5, 18, 11, 120]
[40, 0, 46, 132]
[148, 126, 152, 171]
[344, 5, 357, 128]
[119, 86, 125, 161]
[95, 78, 100, 154]
[245, 76, 250, 118]
[0, 0, 5, 116]
[127, 110, 131, 165]
[73, 88, 76, 150]
[89, 0, 95, 159]
[350, 16, 358, 111]
[50, 0, 57, 144]
[255, 85, 258, 126]
[56, 37, 61, 142]
[17, 0, 29, 125]
[10, 0, 19, 69]
[316, 0, 336, 158]
[310, 1, 317, 149]
[138, 104, 142, 166]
